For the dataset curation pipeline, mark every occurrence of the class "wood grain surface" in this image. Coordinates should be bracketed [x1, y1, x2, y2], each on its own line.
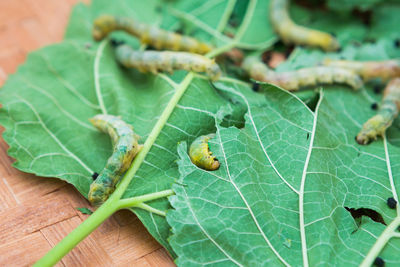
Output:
[0, 0, 175, 266]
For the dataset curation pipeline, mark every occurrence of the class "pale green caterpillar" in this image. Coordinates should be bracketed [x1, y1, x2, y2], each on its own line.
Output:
[93, 15, 212, 54]
[242, 56, 363, 91]
[322, 59, 400, 82]
[115, 44, 222, 81]
[189, 134, 220, 171]
[356, 78, 400, 145]
[270, 0, 340, 51]
[88, 114, 141, 206]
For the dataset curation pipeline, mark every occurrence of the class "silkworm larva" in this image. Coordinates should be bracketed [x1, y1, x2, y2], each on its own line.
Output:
[322, 59, 400, 82]
[93, 15, 212, 54]
[356, 78, 400, 145]
[115, 44, 222, 81]
[269, 0, 340, 51]
[189, 134, 220, 171]
[242, 56, 363, 91]
[88, 114, 141, 206]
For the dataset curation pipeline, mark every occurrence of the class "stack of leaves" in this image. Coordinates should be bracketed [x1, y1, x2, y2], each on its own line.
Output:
[1, 0, 400, 266]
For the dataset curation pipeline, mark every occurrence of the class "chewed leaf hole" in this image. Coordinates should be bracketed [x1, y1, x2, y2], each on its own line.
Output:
[345, 207, 386, 226]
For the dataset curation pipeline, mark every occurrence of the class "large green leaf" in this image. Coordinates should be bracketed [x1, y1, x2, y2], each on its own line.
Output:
[167, 82, 400, 266]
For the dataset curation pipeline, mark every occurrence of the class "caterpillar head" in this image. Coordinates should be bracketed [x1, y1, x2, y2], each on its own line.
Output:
[196, 43, 213, 55]
[206, 62, 222, 81]
[356, 115, 386, 145]
[93, 15, 117, 41]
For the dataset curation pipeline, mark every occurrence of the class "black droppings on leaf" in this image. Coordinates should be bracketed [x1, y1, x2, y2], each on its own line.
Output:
[387, 197, 397, 209]
[371, 103, 378, 110]
[374, 257, 385, 267]
[92, 172, 99, 180]
[394, 39, 400, 48]
[374, 85, 382, 94]
[306, 133, 310, 140]
[252, 83, 260, 92]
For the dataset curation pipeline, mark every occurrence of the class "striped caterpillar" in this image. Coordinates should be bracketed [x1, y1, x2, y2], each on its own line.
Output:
[322, 59, 400, 82]
[88, 114, 141, 206]
[115, 44, 222, 81]
[189, 134, 220, 171]
[242, 56, 363, 91]
[93, 15, 212, 54]
[356, 78, 400, 145]
[270, 0, 340, 51]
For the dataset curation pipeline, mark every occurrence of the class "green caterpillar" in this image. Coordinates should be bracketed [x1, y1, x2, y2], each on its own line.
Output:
[88, 114, 141, 206]
[322, 59, 400, 82]
[356, 78, 400, 145]
[115, 44, 222, 81]
[93, 15, 212, 54]
[189, 134, 220, 171]
[270, 0, 340, 51]
[242, 56, 363, 91]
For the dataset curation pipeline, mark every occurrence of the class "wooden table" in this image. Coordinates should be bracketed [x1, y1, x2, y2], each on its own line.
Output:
[0, 0, 175, 266]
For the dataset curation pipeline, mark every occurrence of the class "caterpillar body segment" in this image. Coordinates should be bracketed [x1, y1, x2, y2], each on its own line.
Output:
[93, 15, 212, 54]
[356, 78, 400, 145]
[189, 134, 220, 171]
[88, 114, 141, 206]
[322, 59, 400, 82]
[269, 0, 339, 51]
[115, 44, 222, 81]
[242, 56, 363, 91]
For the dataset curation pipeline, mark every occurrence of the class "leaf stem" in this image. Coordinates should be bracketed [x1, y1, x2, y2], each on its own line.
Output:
[117, 189, 175, 209]
[94, 40, 108, 115]
[360, 216, 400, 267]
[134, 203, 167, 217]
[234, 0, 256, 41]
[216, 0, 236, 33]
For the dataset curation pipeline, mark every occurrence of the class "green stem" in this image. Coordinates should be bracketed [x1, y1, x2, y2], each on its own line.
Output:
[33, 199, 119, 267]
[134, 203, 167, 217]
[234, 0, 256, 41]
[118, 189, 175, 209]
[216, 0, 236, 33]
[360, 216, 400, 267]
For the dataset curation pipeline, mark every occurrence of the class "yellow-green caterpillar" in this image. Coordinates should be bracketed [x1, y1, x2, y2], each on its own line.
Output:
[242, 56, 363, 91]
[269, 0, 340, 51]
[115, 44, 222, 81]
[93, 15, 213, 54]
[356, 78, 400, 145]
[88, 114, 141, 206]
[189, 134, 220, 171]
[322, 59, 400, 82]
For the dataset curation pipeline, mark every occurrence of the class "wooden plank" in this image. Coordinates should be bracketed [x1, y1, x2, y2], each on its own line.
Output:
[0, 194, 76, 243]
[144, 248, 175, 267]
[0, 232, 63, 267]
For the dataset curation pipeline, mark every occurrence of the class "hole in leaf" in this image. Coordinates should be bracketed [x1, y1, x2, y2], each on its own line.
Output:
[345, 207, 386, 226]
